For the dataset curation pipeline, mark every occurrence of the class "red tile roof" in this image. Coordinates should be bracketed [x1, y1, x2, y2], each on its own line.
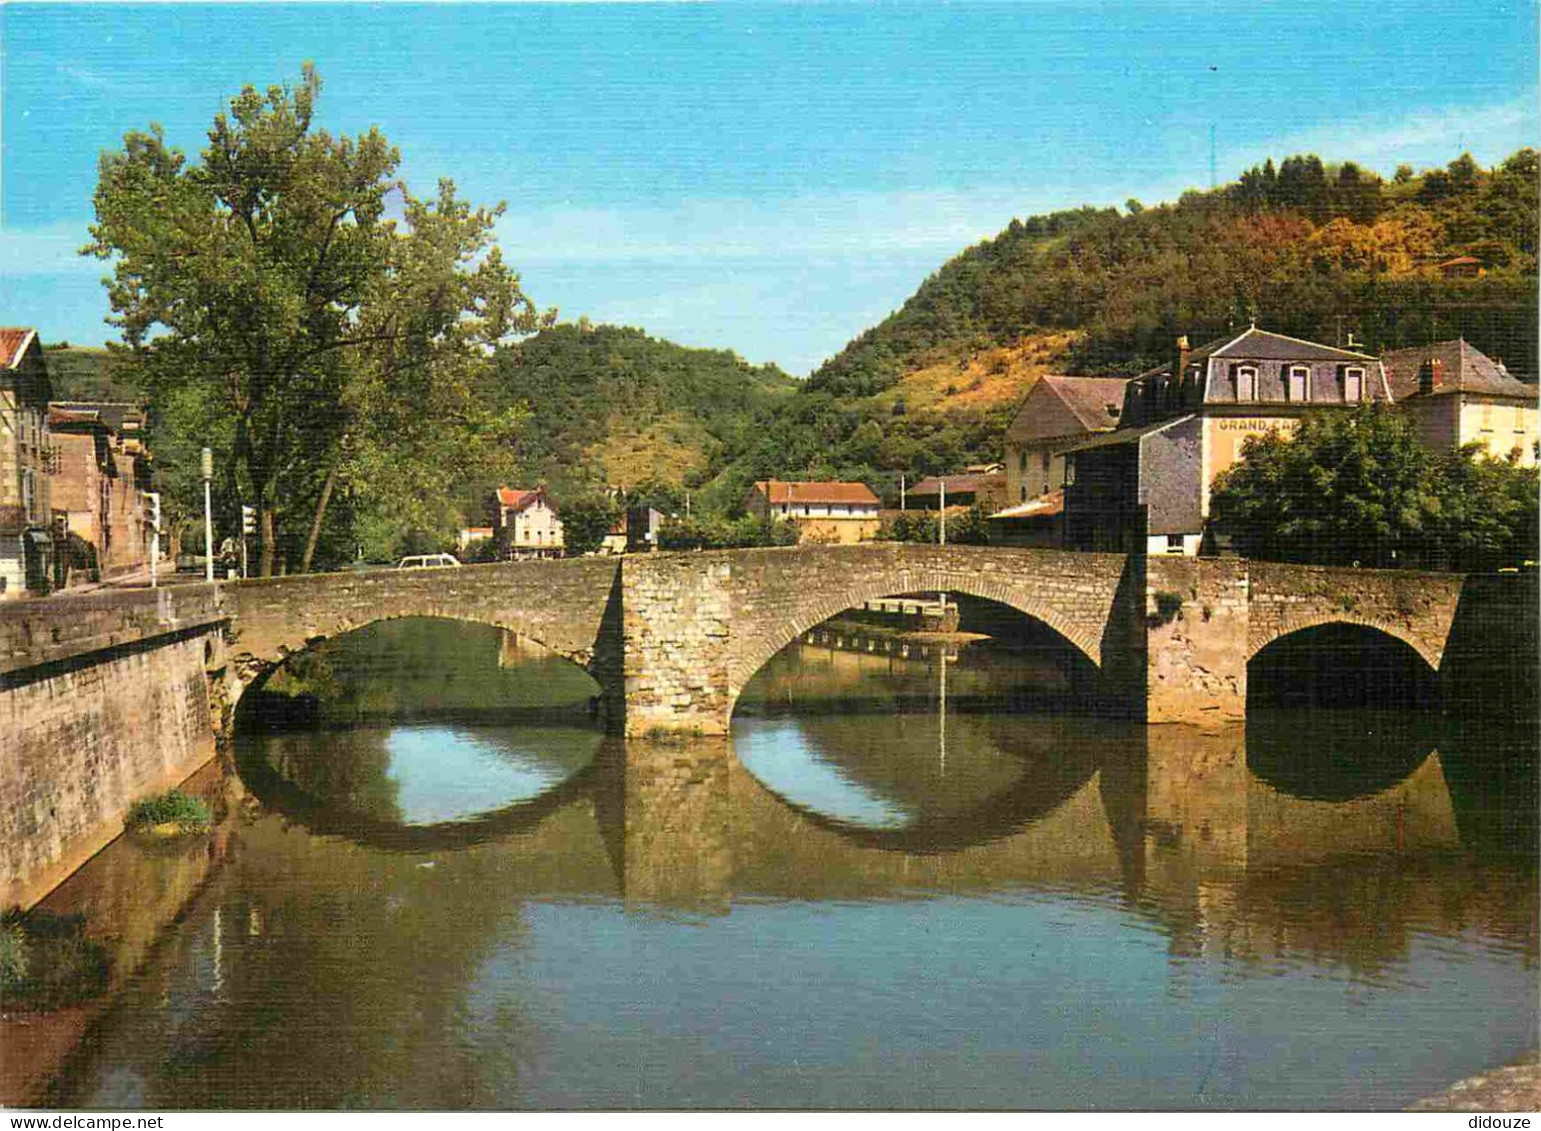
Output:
[496, 486, 552, 513]
[47, 406, 105, 429]
[0, 328, 37, 369]
[753, 480, 879, 506]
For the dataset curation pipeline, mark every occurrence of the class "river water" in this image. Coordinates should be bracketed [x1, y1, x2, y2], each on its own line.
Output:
[17, 618, 1538, 1110]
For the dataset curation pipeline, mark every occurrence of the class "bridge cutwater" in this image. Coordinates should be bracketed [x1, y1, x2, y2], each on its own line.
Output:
[1, 544, 1534, 909]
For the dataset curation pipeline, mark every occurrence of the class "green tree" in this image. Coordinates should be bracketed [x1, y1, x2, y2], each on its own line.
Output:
[1211, 406, 1537, 570]
[559, 494, 620, 556]
[85, 66, 549, 575]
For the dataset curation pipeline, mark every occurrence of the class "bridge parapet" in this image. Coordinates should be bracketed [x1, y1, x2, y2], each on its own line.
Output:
[0, 585, 225, 680]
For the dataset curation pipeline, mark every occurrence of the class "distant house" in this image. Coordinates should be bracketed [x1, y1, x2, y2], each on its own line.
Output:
[744, 480, 880, 544]
[1003, 375, 1130, 505]
[1382, 339, 1537, 466]
[907, 471, 999, 511]
[599, 509, 629, 556]
[456, 526, 494, 552]
[1, 329, 55, 599]
[1437, 255, 1484, 279]
[625, 506, 663, 553]
[493, 486, 564, 559]
[48, 401, 153, 582]
[1061, 328, 1392, 556]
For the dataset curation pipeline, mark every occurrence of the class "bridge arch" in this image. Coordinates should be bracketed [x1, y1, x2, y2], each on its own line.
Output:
[220, 559, 623, 711]
[1246, 613, 1443, 672]
[724, 567, 1109, 718]
[1247, 619, 1441, 711]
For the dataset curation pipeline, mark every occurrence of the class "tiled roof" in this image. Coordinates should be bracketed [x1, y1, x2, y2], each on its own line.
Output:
[1059, 414, 1198, 454]
[496, 486, 549, 512]
[753, 480, 879, 506]
[1198, 326, 1378, 364]
[989, 490, 1065, 521]
[909, 473, 994, 497]
[47, 406, 107, 429]
[1006, 375, 1128, 443]
[0, 328, 37, 369]
[50, 401, 144, 433]
[1381, 340, 1537, 401]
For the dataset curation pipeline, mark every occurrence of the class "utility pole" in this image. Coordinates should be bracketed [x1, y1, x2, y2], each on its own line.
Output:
[201, 447, 214, 583]
[937, 477, 947, 612]
[939, 477, 946, 546]
[899, 472, 906, 511]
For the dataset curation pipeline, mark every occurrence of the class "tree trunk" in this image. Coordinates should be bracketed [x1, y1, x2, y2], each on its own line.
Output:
[260, 508, 277, 577]
[300, 458, 340, 574]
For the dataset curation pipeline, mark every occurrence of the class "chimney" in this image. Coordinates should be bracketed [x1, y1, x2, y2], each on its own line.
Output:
[1169, 335, 1191, 407]
[1418, 358, 1436, 397]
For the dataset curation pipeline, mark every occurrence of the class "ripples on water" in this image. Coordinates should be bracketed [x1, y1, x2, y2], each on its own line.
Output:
[17, 617, 1538, 1110]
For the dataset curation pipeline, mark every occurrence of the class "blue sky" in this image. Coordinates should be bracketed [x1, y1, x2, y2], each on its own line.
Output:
[2, 1, 1536, 375]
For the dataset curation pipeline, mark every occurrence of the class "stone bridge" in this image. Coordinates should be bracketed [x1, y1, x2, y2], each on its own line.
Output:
[1, 544, 1533, 907]
[213, 544, 1514, 732]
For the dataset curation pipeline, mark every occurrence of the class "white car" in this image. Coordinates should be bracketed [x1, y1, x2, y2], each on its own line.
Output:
[396, 553, 462, 570]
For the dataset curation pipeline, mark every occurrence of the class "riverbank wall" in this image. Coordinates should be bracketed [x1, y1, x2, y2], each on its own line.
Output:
[0, 586, 228, 910]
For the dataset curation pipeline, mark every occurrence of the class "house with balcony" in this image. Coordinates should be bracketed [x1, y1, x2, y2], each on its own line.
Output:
[493, 486, 564, 559]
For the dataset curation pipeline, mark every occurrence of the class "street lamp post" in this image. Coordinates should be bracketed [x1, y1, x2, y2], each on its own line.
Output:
[201, 447, 214, 583]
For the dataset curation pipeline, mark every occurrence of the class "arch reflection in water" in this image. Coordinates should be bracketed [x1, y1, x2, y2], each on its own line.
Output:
[236, 618, 604, 835]
[1245, 709, 1440, 801]
[243, 724, 603, 827]
[731, 633, 1115, 850]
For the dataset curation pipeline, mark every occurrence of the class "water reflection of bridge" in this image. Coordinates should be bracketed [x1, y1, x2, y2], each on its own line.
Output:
[33, 715, 1532, 1109]
[232, 716, 1531, 967]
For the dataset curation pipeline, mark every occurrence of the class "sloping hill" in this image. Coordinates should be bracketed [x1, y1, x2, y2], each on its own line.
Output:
[485, 323, 797, 496]
[702, 149, 1538, 508]
[809, 149, 1539, 398]
[42, 345, 141, 402]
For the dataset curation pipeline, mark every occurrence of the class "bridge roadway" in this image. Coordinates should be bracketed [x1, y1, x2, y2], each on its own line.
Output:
[0, 543, 1533, 908]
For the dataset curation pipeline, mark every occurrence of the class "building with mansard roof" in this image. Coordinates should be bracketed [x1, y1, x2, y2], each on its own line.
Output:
[1060, 327, 1390, 556]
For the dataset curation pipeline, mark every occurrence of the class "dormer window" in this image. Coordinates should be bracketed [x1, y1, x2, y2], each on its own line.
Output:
[1287, 365, 1310, 402]
[1235, 365, 1258, 401]
[1343, 366, 1364, 402]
